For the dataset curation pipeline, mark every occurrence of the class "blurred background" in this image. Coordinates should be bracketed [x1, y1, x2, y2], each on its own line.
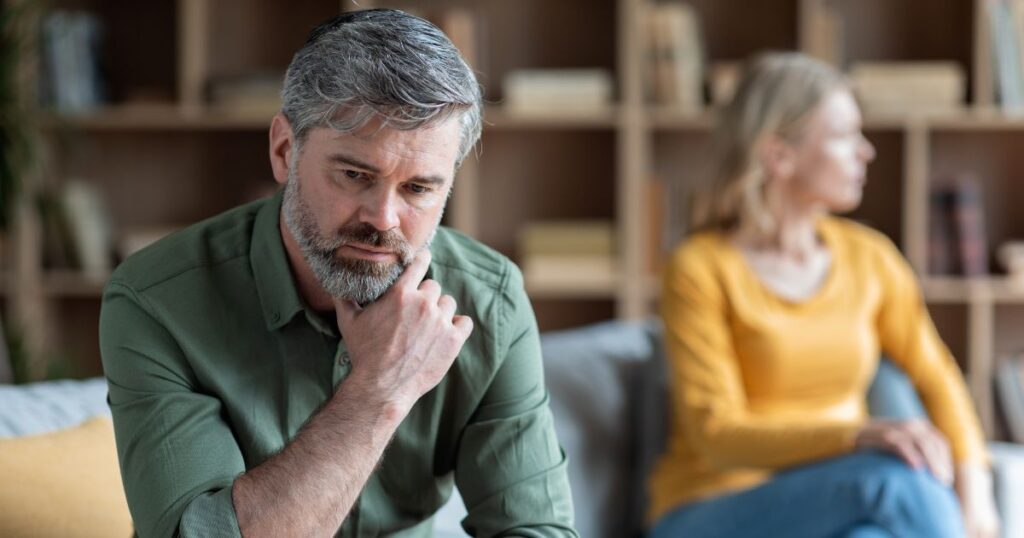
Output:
[5, 0, 1024, 445]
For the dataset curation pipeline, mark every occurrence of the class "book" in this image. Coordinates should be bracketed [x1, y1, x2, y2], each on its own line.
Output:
[803, 0, 844, 66]
[988, 0, 1024, 113]
[929, 178, 990, 276]
[1011, 0, 1024, 109]
[208, 72, 283, 116]
[996, 352, 1024, 443]
[502, 69, 614, 114]
[61, 180, 113, 279]
[849, 62, 966, 115]
[518, 220, 614, 258]
[950, 179, 989, 276]
[708, 62, 740, 107]
[647, 2, 703, 112]
[404, 7, 485, 75]
[518, 220, 617, 289]
[522, 255, 617, 290]
[928, 188, 957, 275]
[645, 178, 667, 274]
[40, 11, 106, 112]
[436, 8, 482, 74]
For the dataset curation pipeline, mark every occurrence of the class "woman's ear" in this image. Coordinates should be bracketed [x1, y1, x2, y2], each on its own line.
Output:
[759, 135, 798, 182]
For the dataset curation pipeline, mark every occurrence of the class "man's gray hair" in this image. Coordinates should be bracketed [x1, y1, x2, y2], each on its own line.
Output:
[281, 9, 483, 164]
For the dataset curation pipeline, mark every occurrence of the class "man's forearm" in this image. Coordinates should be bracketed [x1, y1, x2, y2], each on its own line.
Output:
[231, 376, 406, 537]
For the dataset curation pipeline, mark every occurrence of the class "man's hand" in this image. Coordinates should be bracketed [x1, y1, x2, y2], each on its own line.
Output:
[234, 250, 474, 537]
[956, 463, 1000, 538]
[854, 418, 954, 486]
[335, 250, 474, 415]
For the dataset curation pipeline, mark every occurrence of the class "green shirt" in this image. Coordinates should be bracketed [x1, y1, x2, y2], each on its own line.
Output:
[99, 192, 577, 538]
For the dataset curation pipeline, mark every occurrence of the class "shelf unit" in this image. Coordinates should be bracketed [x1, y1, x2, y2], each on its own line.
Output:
[5, 0, 1024, 438]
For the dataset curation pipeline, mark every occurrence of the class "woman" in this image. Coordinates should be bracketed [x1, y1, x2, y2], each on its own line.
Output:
[649, 52, 999, 538]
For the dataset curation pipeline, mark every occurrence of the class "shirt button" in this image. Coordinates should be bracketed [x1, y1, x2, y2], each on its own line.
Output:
[271, 311, 280, 322]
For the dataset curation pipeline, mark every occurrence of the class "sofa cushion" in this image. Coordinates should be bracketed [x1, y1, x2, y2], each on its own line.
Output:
[0, 377, 110, 438]
[542, 319, 660, 538]
[0, 416, 133, 537]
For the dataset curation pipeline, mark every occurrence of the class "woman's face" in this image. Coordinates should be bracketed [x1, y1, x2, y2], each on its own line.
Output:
[787, 88, 876, 213]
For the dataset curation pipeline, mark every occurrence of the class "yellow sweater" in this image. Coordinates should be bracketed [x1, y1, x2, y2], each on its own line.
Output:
[648, 216, 987, 523]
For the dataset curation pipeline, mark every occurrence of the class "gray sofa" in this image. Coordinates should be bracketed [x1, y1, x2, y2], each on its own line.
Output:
[546, 320, 1024, 538]
[4, 321, 1023, 537]
[437, 319, 1024, 538]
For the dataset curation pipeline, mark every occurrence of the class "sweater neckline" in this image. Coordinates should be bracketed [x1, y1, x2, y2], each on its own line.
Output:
[720, 217, 841, 309]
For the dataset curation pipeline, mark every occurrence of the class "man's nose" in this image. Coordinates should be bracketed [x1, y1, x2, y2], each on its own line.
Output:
[358, 186, 401, 231]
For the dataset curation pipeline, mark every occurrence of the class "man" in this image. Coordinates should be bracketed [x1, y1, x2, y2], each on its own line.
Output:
[100, 9, 577, 537]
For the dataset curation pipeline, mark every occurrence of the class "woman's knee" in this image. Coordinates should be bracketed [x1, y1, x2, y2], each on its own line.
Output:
[847, 452, 963, 535]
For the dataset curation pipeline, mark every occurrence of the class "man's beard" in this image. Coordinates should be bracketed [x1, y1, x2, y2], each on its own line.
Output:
[281, 164, 440, 305]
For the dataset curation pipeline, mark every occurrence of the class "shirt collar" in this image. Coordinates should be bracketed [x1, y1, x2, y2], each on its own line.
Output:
[251, 190, 306, 331]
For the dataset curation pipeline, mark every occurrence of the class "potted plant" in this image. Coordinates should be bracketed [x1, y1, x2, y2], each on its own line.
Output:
[1, 1, 40, 383]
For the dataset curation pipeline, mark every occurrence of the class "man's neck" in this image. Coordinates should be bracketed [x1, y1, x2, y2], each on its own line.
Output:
[279, 216, 336, 312]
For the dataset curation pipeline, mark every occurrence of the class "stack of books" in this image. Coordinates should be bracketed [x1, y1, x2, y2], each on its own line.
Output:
[518, 220, 617, 289]
[208, 73, 283, 117]
[928, 177, 989, 276]
[645, 2, 704, 113]
[40, 11, 107, 113]
[849, 62, 965, 116]
[502, 69, 614, 115]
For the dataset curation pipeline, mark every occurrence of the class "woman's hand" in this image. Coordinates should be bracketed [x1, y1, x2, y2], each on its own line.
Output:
[956, 463, 1000, 538]
[853, 418, 954, 486]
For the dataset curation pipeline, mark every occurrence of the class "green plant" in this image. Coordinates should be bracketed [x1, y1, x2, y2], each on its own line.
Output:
[0, 1, 39, 231]
[2, 315, 29, 383]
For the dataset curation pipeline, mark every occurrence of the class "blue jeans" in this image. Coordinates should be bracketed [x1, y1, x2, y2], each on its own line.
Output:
[649, 452, 965, 538]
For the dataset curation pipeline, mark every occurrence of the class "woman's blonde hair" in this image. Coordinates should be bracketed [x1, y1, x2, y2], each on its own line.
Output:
[690, 52, 848, 234]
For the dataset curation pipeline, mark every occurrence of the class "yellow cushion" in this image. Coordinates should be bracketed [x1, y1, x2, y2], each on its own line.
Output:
[0, 417, 133, 537]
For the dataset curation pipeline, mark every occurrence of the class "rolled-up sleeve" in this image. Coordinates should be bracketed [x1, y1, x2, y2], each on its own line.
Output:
[100, 280, 243, 538]
[454, 266, 578, 537]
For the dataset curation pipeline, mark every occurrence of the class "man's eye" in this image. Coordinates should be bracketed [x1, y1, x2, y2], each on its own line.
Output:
[344, 170, 366, 180]
[406, 183, 430, 195]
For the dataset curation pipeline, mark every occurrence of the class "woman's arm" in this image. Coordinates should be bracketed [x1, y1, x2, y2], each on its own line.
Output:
[871, 235, 997, 537]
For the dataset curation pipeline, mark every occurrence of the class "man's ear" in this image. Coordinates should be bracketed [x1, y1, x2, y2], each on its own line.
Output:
[759, 135, 798, 182]
[269, 113, 295, 186]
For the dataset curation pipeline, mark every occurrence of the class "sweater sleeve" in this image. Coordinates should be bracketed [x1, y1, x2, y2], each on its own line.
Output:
[871, 235, 988, 465]
[661, 240, 862, 470]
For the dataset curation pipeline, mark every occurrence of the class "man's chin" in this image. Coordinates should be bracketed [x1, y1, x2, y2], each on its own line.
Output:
[331, 253, 399, 279]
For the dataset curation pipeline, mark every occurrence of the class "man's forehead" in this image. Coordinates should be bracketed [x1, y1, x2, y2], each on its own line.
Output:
[310, 119, 460, 163]
[324, 116, 459, 141]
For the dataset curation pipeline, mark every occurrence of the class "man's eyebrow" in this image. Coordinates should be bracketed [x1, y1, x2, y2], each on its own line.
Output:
[326, 153, 449, 186]
[412, 175, 448, 186]
[326, 153, 380, 174]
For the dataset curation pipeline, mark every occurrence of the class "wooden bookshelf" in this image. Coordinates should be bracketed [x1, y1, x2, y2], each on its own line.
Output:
[526, 280, 619, 300]
[40, 271, 106, 298]
[0, 270, 10, 297]
[6, 0, 1024, 437]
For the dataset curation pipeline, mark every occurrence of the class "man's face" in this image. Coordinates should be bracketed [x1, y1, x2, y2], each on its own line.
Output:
[282, 117, 461, 304]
